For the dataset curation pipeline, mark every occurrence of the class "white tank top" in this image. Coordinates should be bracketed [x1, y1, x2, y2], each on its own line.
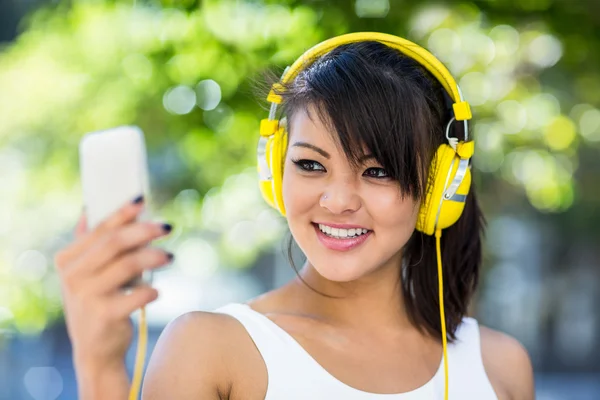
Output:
[214, 303, 497, 399]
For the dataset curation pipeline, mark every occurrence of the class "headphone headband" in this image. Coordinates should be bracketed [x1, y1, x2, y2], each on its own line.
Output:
[267, 32, 472, 122]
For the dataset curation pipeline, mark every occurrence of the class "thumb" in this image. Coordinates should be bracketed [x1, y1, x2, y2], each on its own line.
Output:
[74, 207, 88, 239]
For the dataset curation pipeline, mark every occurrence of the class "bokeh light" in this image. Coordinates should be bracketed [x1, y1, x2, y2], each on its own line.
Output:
[489, 25, 520, 57]
[527, 34, 563, 68]
[543, 115, 577, 151]
[579, 108, 600, 142]
[355, 0, 389, 18]
[14, 250, 48, 282]
[460, 71, 491, 106]
[496, 100, 527, 134]
[23, 367, 63, 400]
[195, 79, 222, 111]
[163, 85, 197, 115]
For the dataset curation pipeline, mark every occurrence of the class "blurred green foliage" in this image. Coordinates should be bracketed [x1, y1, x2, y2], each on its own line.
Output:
[1, 0, 599, 334]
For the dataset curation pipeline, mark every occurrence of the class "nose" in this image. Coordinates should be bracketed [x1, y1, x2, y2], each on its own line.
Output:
[320, 180, 361, 215]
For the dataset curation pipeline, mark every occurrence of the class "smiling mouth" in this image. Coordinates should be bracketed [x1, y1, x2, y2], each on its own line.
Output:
[313, 223, 371, 239]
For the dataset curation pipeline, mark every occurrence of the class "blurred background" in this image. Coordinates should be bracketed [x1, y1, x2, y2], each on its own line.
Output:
[0, 0, 599, 399]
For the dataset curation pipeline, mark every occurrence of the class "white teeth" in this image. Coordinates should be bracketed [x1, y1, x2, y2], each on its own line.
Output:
[317, 224, 369, 239]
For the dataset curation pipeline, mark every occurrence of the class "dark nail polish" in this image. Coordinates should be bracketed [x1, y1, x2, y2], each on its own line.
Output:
[162, 223, 173, 233]
[166, 252, 174, 262]
[132, 195, 144, 204]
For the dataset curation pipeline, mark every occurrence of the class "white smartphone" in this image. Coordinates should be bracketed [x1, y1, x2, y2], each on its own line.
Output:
[79, 125, 153, 287]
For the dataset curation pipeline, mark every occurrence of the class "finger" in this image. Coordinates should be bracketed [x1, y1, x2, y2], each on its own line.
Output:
[66, 220, 171, 277]
[61, 196, 145, 266]
[87, 247, 172, 295]
[96, 195, 146, 232]
[74, 209, 88, 239]
[108, 284, 159, 319]
[55, 210, 92, 273]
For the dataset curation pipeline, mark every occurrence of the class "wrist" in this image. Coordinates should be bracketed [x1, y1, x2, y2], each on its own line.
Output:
[75, 360, 130, 400]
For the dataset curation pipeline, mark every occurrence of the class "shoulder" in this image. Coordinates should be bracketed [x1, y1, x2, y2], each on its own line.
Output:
[142, 310, 267, 400]
[478, 324, 535, 400]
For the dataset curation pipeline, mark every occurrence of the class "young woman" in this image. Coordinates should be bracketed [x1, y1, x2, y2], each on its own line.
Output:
[55, 33, 534, 400]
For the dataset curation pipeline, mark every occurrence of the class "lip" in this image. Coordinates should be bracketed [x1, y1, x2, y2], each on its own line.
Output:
[313, 221, 370, 230]
[312, 223, 372, 252]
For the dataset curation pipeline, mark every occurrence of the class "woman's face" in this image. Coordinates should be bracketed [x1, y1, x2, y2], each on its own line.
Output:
[282, 105, 420, 283]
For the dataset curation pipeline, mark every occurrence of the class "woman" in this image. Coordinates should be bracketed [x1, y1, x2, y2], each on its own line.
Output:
[55, 33, 534, 399]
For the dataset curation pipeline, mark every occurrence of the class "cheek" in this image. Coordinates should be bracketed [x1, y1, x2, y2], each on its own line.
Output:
[365, 189, 420, 237]
[282, 162, 316, 217]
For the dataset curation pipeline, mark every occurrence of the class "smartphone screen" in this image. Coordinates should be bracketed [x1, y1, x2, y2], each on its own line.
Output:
[79, 125, 152, 287]
[79, 126, 151, 229]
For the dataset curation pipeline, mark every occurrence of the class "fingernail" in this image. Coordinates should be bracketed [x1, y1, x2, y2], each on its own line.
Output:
[132, 195, 144, 204]
[162, 223, 173, 233]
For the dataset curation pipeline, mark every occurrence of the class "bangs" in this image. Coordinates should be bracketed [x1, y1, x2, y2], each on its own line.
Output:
[278, 41, 449, 200]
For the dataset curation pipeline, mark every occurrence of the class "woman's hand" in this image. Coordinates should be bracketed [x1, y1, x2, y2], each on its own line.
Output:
[53, 197, 173, 398]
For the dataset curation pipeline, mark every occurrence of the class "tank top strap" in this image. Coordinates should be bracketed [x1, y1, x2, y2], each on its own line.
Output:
[448, 316, 496, 397]
[451, 317, 486, 368]
[212, 303, 303, 384]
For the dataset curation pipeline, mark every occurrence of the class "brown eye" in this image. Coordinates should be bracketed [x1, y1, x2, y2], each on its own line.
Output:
[364, 167, 389, 179]
[292, 159, 326, 172]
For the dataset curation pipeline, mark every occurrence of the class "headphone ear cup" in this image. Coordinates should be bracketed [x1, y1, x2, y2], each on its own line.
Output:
[436, 165, 471, 230]
[269, 125, 288, 216]
[258, 135, 277, 210]
[416, 144, 471, 235]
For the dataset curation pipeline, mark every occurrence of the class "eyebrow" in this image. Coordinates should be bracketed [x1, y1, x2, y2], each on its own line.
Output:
[291, 141, 330, 158]
[290, 141, 375, 163]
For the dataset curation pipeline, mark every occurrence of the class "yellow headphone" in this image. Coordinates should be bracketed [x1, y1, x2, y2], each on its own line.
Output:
[257, 32, 474, 400]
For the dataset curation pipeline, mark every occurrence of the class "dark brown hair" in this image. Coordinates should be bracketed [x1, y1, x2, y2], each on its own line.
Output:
[267, 41, 485, 342]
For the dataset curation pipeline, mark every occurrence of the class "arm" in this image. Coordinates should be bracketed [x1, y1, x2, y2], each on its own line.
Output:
[75, 362, 130, 400]
[54, 200, 171, 400]
[141, 311, 233, 400]
[480, 326, 535, 400]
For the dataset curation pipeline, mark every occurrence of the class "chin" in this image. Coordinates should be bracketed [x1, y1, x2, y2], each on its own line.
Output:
[310, 258, 374, 283]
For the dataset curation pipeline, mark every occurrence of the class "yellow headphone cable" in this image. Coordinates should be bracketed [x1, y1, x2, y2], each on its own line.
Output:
[129, 306, 147, 400]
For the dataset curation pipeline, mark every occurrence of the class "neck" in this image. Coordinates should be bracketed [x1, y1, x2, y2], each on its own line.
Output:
[292, 257, 413, 332]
